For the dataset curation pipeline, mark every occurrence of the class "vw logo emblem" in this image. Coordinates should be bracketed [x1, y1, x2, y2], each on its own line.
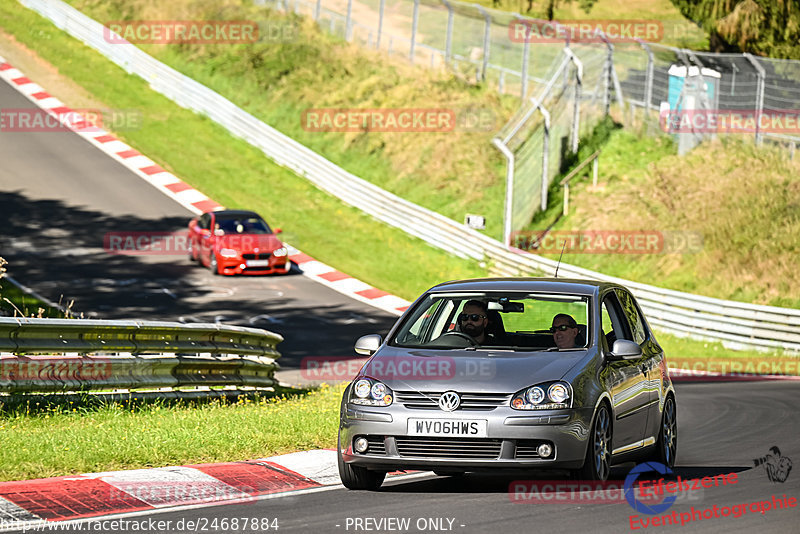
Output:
[438, 391, 460, 412]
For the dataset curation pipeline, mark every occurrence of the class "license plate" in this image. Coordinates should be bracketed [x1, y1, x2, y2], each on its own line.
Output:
[407, 418, 488, 437]
[246, 260, 271, 267]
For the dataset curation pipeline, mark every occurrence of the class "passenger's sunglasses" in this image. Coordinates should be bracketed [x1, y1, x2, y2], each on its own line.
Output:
[459, 313, 485, 322]
[550, 324, 575, 332]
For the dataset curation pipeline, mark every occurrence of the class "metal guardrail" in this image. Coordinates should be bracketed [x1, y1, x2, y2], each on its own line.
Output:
[0, 318, 282, 394]
[15, 0, 800, 354]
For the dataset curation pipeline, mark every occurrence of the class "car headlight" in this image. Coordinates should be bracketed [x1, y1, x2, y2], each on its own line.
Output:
[219, 248, 239, 258]
[526, 386, 545, 405]
[272, 247, 288, 257]
[350, 377, 393, 407]
[512, 381, 572, 410]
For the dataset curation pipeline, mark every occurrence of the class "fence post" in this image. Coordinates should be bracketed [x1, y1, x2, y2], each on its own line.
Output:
[410, 0, 420, 63]
[540, 106, 552, 211]
[592, 156, 598, 187]
[345, 0, 353, 41]
[492, 139, 515, 247]
[515, 13, 530, 100]
[638, 40, 654, 112]
[314, 0, 321, 21]
[744, 53, 765, 146]
[442, 0, 454, 65]
[564, 48, 583, 154]
[563, 183, 569, 216]
[377, 0, 385, 49]
[476, 5, 491, 81]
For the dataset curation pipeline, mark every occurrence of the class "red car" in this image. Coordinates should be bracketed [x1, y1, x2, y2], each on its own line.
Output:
[188, 210, 291, 275]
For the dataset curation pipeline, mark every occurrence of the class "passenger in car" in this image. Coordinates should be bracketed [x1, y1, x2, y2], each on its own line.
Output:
[551, 313, 580, 349]
[458, 300, 491, 344]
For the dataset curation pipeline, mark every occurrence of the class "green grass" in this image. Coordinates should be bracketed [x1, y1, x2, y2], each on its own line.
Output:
[0, 384, 345, 481]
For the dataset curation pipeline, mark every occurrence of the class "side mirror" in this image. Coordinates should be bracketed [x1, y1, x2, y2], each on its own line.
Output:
[608, 339, 643, 360]
[274, 228, 283, 234]
[355, 334, 382, 356]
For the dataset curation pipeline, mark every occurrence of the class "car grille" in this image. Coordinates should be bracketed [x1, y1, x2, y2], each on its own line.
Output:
[395, 437, 502, 459]
[242, 253, 271, 260]
[394, 391, 511, 411]
[365, 436, 386, 455]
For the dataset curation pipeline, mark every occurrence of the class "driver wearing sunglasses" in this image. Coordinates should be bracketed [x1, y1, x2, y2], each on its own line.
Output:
[457, 300, 490, 344]
[551, 313, 579, 349]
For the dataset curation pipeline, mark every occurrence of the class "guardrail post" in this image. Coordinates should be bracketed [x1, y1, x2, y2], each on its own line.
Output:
[475, 5, 491, 81]
[409, 0, 420, 63]
[744, 53, 766, 146]
[345, 0, 353, 41]
[314, 0, 321, 20]
[592, 156, 598, 186]
[563, 183, 569, 216]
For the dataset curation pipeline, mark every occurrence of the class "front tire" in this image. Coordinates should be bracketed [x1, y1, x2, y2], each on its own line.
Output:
[575, 403, 612, 481]
[337, 436, 385, 490]
[209, 253, 221, 275]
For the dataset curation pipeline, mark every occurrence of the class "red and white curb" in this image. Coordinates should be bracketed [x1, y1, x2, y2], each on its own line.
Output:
[0, 450, 337, 529]
[0, 55, 410, 317]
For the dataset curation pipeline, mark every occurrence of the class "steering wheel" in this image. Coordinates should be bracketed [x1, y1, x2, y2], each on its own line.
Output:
[439, 331, 478, 346]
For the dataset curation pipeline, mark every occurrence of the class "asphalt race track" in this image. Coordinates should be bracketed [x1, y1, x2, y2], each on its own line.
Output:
[7, 381, 798, 534]
[0, 79, 398, 378]
[2, 60, 799, 534]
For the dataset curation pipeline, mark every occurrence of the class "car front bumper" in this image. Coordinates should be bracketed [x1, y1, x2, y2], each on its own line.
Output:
[339, 404, 594, 472]
[218, 257, 290, 275]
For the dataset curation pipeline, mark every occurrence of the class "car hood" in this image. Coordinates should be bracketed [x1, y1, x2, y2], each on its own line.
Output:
[359, 346, 590, 393]
[217, 234, 283, 252]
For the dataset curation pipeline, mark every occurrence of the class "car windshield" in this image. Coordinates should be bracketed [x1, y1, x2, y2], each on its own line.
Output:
[391, 292, 591, 351]
[215, 216, 271, 235]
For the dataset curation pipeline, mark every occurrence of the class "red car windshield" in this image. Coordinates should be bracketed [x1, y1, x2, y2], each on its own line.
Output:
[215, 216, 272, 235]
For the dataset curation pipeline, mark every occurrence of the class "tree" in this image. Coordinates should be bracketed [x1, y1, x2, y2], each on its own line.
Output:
[670, 0, 800, 58]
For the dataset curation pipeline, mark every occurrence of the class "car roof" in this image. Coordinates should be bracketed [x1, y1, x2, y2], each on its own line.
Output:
[427, 278, 620, 296]
[208, 209, 262, 219]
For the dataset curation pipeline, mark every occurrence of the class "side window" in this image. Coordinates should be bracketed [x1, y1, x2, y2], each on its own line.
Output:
[601, 292, 632, 345]
[199, 213, 211, 230]
[616, 289, 647, 345]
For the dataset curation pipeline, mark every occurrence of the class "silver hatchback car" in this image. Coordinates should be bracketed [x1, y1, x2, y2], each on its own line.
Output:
[338, 278, 677, 489]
